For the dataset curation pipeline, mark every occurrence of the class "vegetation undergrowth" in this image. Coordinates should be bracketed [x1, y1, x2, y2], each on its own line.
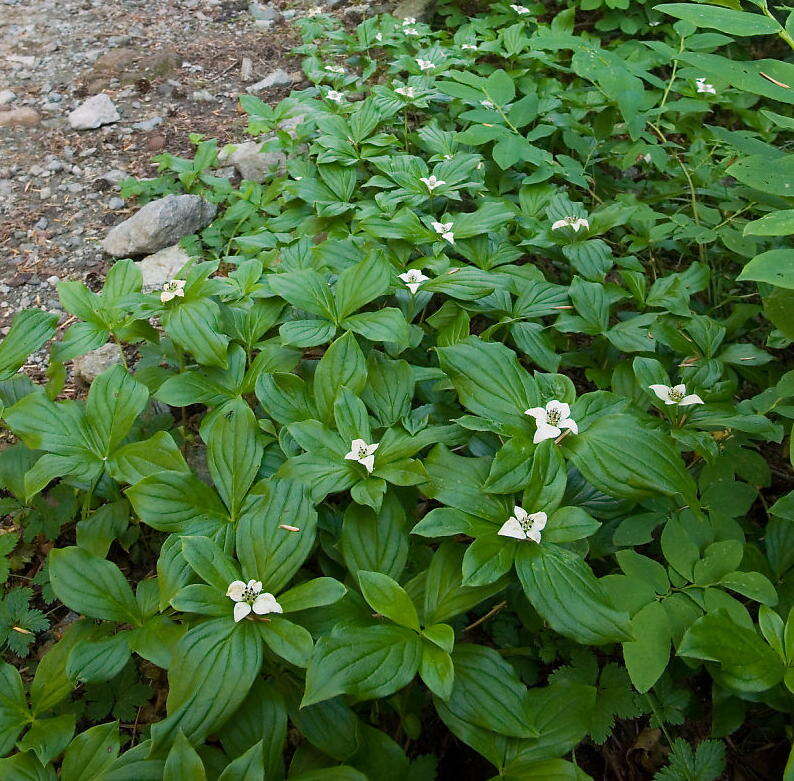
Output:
[1, 0, 793, 778]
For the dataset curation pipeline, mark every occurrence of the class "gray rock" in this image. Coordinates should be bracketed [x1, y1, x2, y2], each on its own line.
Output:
[249, 2, 281, 21]
[191, 89, 215, 102]
[101, 169, 128, 186]
[0, 107, 40, 127]
[73, 342, 123, 383]
[247, 68, 291, 92]
[108, 196, 125, 209]
[132, 115, 163, 131]
[102, 194, 216, 256]
[0, 89, 16, 105]
[240, 57, 253, 82]
[218, 141, 285, 182]
[394, 0, 434, 19]
[68, 94, 120, 130]
[137, 244, 192, 291]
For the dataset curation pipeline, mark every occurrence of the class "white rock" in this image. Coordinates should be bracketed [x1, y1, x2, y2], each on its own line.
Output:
[247, 68, 292, 92]
[137, 244, 192, 291]
[0, 89, 16, 105]
[72, 342, 123, 383]
[192, 89, 215, 102]
[68, 94, 120, 130]
[240, 57, 253, 82]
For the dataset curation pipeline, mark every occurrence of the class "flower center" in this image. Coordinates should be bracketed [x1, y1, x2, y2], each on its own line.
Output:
[357, 446, 368, 458]
[669, 388, 684, 401]
[519, 517, 533, 534]
[240, 585, 258, 603]
[547, 409, 561, 425]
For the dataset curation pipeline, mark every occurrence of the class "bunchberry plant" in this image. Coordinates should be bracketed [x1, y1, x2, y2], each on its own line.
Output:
[1, 0, 793, 777]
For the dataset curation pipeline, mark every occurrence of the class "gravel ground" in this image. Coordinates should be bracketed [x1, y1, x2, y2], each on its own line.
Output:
[0, 0, 377, 356]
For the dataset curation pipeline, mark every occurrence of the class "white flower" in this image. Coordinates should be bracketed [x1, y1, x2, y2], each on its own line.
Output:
[398, 268, 430, 294]
[326, 89, 345, 103]
[394, 84, 416, 98]
[375, 32, 383, 42]
[402, 16, 416, 24]
[524, 400, 578, 444]
[420, 174, 445, 191]
[344, 438, 379, 472]
[510, 4, 530, 13]
[306, 5, 324, 16]
[641, 153, 652, 163]
[226, 580, 283, 623]
[649, 384, 704, 406]
[325, 65, 346, 74]
[551, 216, 590, 232]
[443, 154, 453, 159]
[462, 43, 478, 50]
[416, 58, 435, 71]
[160, 278, 186, 303]
[481, 99, 495, 108]
[498, 506, 547, 543]
[404, 26, 419, 35]
[431, 220, 454, 244]
[695, 77, 716, 95]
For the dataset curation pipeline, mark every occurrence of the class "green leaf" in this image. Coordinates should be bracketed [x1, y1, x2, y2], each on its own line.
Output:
[334, 257, 389, 320]
[313, 332, 367, 423]
[737, 249, 794, 290]
[622, 601, 671, 693]
[60, 722, 120, 781]
[564, 415, 696, 504]
[0, 310, 58, 381]
[181, 535, 240, 591]
[49, 547, 141, 625]
[151, 618, 263, 753]
[163, 731, 206, 781]
[678, 611, 784, 693]
[0, 662, 30, 756]
[236, 478, 317, 593]
[440, 644, 538, 738]
[437, 337, 538, 428]
[107, 431, 189, 485]
[17, 714, 75, 767]
[515, 545, 631, 645]
[654, 3, 781, 35]
[278, 577, 346, 612]
[358, 571, 420, 630]
[420, 642, 455, 700]
[206, 400, 263, 518]
[340, 498, 408, 582]
[218, 740, 263, 781]
[259, 617, 314, 667]
[164, 299, 230, 368]
[66, 634, 131, 683]
[727, 155, 794, 196]
[302, 625, 421, 707]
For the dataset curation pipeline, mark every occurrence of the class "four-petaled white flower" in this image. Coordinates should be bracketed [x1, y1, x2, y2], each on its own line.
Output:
[416, 58, 435, 71]
[462, 43, 478, 50]
[649, 384, 704, 406]
[431, 220, 454, 243]
[395, 84, 416, 98]
[402, 16, 416, 24]
[510, 4, 530, 13]
[325, 65, 346, 74]
[524, 400, 578, 444]
[498, 506, 547, 543]
[326, 89, 345, 103]
[376, 32, 383, 41]
[420, 174, 445, 191]
[404, 26, 419, 35]
[695, 77, 716, 95]
[160, 279, 186, 303]
[481, 99, 495, 108]
[226, 580, 283, 623]
[551, 216, 589, 232]
[344, 438, 379, 472]
[398, 268, 429, 294]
